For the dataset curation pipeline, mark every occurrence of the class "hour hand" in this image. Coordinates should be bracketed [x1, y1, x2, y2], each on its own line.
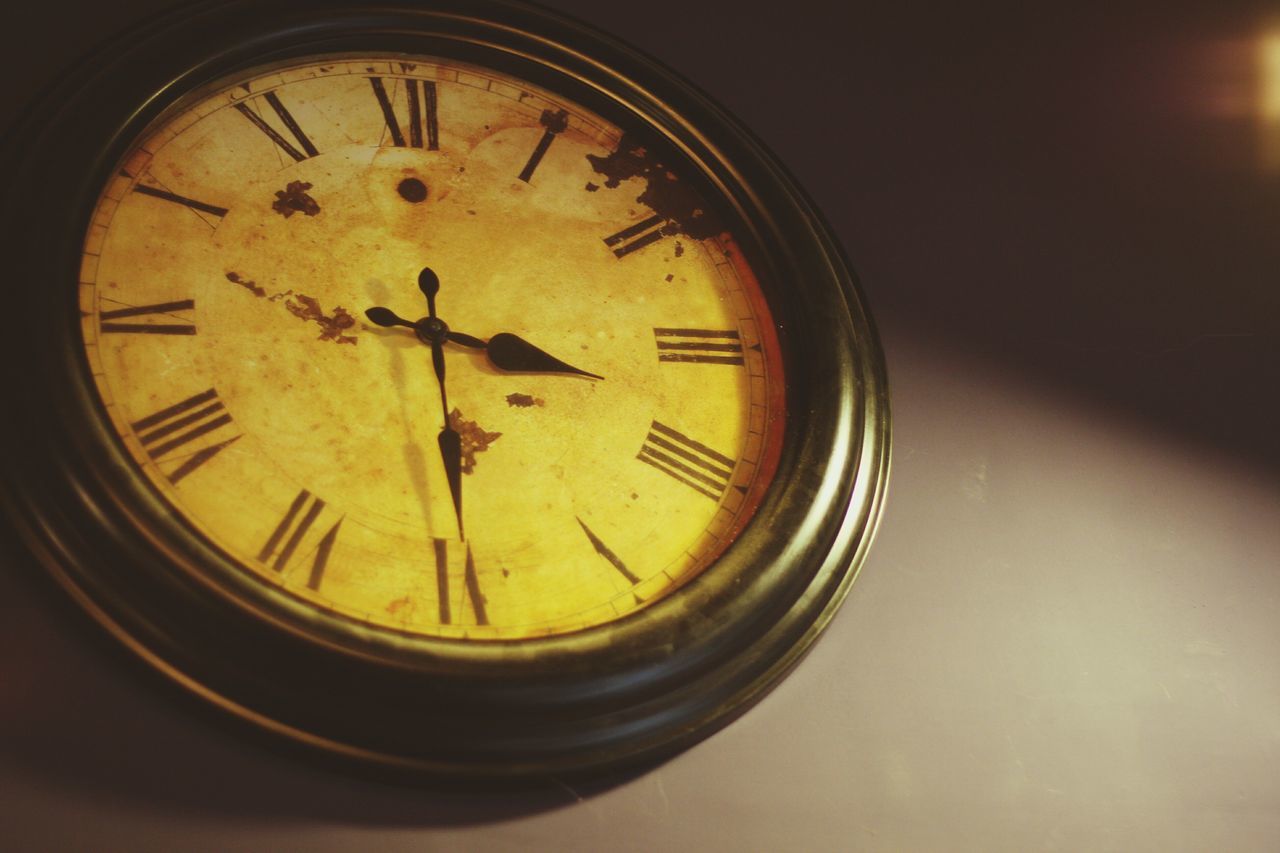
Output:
[366, 307, 601, 379]
[464, 332, 603, 380]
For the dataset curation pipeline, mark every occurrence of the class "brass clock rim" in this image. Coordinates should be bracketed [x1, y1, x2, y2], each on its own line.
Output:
[0, 0, 891, 776]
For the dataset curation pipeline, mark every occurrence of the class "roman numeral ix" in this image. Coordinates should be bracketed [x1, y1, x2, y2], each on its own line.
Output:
[369, 77, 439, 150]
[130, 388, 240, 484]
[100, 299, 196, 335]
[259, 489, 343, 590]
[654, 328, 745, 366]
[637, 421, 735, 501]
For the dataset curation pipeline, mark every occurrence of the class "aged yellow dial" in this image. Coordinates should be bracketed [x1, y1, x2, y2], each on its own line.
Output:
[79, 55, 784, 641]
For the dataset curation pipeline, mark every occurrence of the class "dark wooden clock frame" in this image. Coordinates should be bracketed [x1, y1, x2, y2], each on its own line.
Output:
[0, 0, 890, 778]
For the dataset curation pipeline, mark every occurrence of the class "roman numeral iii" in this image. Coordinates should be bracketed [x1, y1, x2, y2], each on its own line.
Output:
[653, 328, 745, 366]
[369, 77, 440, 149]
[130, 388, 240, 483]
[637, 421, 735, 501]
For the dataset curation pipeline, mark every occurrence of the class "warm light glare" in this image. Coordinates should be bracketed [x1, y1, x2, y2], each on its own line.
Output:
[1260, 33, 1280, 118]
[1258, 28, 1280, 169]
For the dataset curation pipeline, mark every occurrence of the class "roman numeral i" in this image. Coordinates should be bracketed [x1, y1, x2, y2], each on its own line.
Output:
[518, 108, 570, 183]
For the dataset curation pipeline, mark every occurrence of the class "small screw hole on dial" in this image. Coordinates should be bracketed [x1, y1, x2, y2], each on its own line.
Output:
[398, 178, 428, 203]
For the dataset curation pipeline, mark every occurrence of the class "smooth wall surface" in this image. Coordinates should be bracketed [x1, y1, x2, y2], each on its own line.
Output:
[3, 1, 1279, 850]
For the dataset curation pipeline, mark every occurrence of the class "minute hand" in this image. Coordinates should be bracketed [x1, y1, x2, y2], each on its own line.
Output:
[450, 331, 603, 380]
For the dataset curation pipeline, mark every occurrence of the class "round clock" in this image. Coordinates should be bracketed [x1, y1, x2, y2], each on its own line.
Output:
[0, 0, 889, 777]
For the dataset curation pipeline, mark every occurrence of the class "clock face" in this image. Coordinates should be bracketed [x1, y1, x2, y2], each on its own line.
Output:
[78, 55, 785, 642]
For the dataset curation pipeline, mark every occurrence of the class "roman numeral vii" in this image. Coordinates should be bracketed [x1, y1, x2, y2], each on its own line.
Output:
[259, 489, 343, 590]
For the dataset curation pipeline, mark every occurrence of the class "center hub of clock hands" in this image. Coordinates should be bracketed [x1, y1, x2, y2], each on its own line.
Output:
[413, 315, 450, 347]
[364, 266, 604, 540]
[363, 267, 604, 380]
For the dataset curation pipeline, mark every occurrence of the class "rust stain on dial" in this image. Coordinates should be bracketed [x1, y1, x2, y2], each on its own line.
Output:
[272, 181, 321, 218]
[284, 294, 357, 344]
[448, 408, 502, 474]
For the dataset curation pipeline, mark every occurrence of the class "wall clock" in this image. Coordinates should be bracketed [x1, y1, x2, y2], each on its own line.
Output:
[0, 0, 889, 777]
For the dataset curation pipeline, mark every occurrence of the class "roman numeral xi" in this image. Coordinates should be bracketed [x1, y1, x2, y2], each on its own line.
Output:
[235, 92, 319, 162]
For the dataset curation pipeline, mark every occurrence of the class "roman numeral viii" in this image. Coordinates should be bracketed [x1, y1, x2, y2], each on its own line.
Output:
[130, 388, 240, 484]
[654, 328, 744, 366]
[235, 92, 319, 162]
[259, 490, 343, 590]
[637, 421, 735, 501]
[369, 77, 439, 150]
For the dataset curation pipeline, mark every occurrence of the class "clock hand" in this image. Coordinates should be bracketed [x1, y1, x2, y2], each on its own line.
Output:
[447, 331, 603, 380]
[414, 267, 464, 540]
[364, 306, 414, 329]
[366, 285, 465, 537]
[365, 310, 602, 380]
